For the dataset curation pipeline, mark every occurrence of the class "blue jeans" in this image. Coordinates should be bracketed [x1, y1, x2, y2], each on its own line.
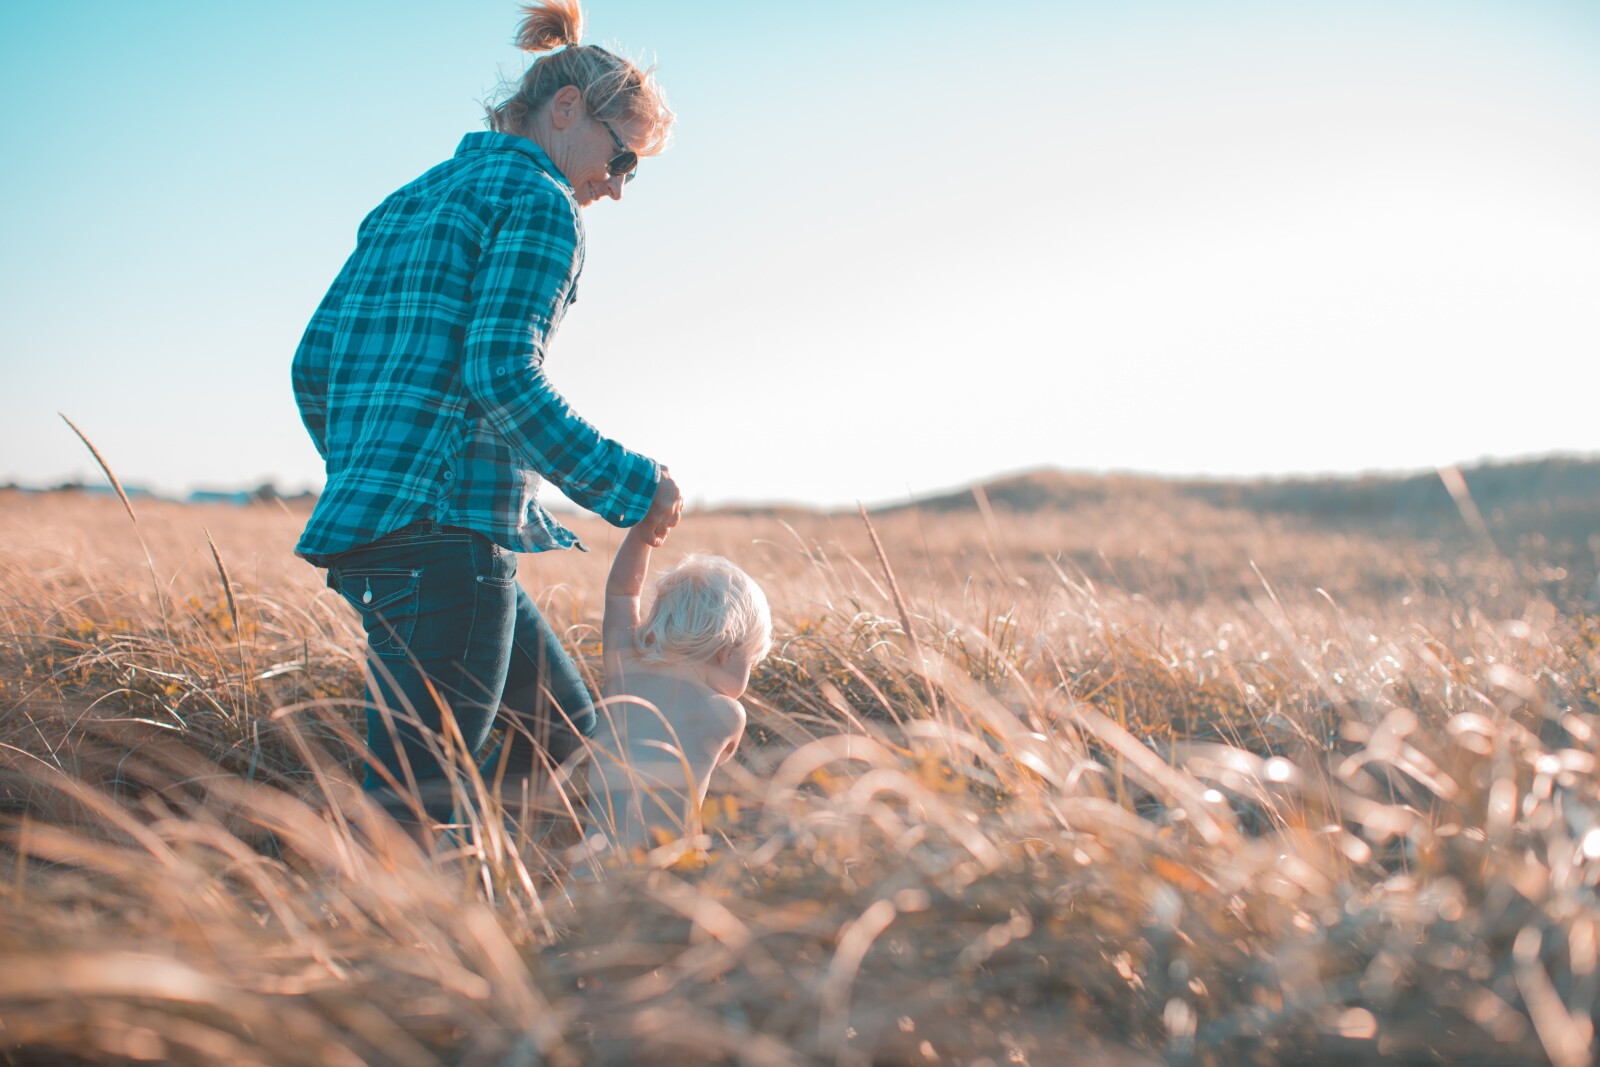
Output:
[322, 522, 596, 822]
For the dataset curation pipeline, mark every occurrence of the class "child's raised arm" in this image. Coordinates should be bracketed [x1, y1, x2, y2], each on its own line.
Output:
[603, 523, 654, 678]
[602, 472, 681, 677]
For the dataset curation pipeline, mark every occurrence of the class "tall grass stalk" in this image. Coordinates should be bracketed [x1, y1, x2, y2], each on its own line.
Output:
[59, 413, 170, 639]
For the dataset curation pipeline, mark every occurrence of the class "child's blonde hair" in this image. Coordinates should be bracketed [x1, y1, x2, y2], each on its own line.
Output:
[636, 555, 771, 667]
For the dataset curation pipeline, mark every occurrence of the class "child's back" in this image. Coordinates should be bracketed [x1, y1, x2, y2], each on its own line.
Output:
[586, 527, 767, 852]
[590, 661, 745, 847]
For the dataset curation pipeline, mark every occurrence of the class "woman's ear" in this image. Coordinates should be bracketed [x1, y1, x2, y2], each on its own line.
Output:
[548, 84, 583, 130]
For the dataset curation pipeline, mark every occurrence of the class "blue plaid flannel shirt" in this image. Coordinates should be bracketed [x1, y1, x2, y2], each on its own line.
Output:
[292, 132, 660, 562]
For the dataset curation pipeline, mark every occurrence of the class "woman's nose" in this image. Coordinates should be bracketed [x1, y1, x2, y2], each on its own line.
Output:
[603, 173, 626, 201]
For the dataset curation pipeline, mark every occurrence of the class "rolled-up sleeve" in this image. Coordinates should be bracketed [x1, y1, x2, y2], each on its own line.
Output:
[461, 192, 660, 527]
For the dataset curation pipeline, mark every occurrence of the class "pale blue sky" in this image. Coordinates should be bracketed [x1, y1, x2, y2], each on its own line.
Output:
[3, 1, 1597, 508]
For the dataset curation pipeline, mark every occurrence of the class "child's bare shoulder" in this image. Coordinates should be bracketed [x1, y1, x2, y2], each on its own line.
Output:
[707, 693, 746, 730]
[656, 685, 744, 734]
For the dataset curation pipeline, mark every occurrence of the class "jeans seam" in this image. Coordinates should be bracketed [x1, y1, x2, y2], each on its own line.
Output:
[460, 535, 509, 663]
[370, 533, 473, 551]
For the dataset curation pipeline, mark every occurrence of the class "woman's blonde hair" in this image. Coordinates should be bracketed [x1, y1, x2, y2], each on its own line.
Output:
[487, 0, 674, 155]
[636, 555, 772, 668]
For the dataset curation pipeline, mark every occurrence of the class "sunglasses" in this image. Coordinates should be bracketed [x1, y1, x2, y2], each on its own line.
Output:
[594, 114, 638, 184]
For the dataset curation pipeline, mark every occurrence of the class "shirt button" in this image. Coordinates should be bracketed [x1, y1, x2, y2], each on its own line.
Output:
[495, 367, 507, 377]
[443, 470, 455, 481]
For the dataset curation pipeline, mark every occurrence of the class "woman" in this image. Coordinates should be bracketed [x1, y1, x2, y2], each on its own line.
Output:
[291, 0, 681, 826]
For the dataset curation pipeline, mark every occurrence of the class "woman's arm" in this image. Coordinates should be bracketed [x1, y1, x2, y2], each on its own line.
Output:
[460, 190, 661, 528]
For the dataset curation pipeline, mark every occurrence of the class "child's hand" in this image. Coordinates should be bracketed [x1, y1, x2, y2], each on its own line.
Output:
[642, 470, 682, 546]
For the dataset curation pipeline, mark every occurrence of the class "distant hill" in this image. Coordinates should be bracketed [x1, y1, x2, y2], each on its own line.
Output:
[884, 455, 1600, 550]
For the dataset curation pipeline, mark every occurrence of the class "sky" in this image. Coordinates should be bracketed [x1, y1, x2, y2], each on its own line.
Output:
[2, 0, 1597, 510]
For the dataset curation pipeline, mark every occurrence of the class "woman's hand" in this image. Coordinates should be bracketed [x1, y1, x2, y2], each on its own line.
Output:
[642, 470, 682, 546]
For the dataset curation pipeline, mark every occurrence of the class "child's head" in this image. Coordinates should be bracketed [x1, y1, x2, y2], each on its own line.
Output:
[636, 554, 771, 692]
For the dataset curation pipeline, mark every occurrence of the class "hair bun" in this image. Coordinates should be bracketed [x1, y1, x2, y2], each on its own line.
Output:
[514, 0, 584, 53]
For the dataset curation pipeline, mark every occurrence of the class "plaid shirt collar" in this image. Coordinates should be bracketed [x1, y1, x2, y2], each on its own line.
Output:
[455, 132, 573, 194]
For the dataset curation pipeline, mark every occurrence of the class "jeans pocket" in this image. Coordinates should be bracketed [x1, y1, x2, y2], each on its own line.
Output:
[335, 567, 421, 658]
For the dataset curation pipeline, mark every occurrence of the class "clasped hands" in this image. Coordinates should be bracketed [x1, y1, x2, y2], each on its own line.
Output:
[641, 468, 683, 547]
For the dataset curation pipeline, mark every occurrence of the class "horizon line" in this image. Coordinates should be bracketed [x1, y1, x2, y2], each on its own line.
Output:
[8, 449, 1599, 513]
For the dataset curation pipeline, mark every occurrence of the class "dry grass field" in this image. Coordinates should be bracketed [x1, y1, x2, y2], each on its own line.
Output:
[3, 478, 1599, 1066]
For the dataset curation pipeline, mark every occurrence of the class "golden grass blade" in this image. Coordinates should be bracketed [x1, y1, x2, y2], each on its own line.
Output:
[1072, 704, 1235, 847]
[202, 525, 252, 721]
[819, 898, 898, 1053]
[203, 527, 241, 638]
[57, 411, 168, 630]
[857, 502, 940, 717]
[58, 412, 139, 527]
[1438, 464, 1493, 544]
[0, 951, 217, 1001]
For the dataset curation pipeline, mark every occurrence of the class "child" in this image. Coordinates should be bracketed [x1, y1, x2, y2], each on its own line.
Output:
[586, 524, 772, 851]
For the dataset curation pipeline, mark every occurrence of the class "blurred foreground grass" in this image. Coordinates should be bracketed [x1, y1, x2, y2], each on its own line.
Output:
[2, 488, 1599, 1066]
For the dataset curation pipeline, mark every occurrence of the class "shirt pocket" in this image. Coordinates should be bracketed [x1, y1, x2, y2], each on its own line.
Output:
[335, 567, 421, 658]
